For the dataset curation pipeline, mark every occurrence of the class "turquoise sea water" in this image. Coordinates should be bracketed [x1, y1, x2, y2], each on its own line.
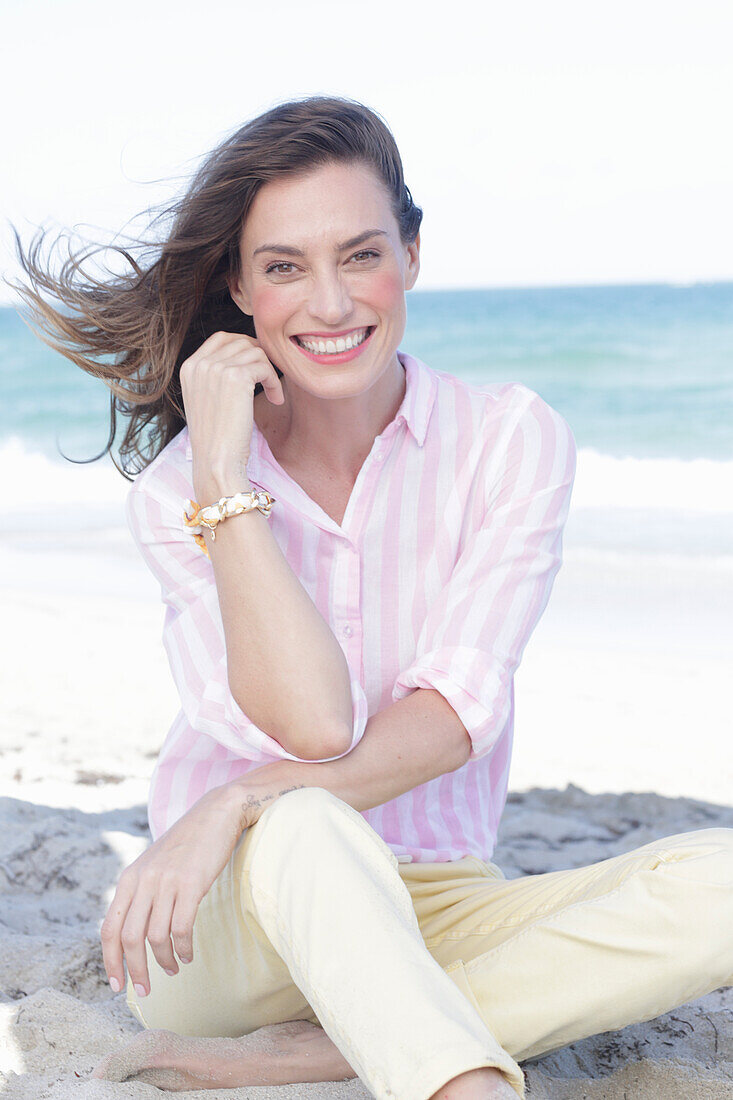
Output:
[403, 282, 733, 462]
[2, 281, 731, 463]
[1, 282, 731, 558]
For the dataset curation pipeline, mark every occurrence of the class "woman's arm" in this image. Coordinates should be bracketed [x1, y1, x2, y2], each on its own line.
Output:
[224, 686, 470, 821]
[153, 330, 360, 762]
[101, 687, 467, 1000]
[198, 469, 355, 760]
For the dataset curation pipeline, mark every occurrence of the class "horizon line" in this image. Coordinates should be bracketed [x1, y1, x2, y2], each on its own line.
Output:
[1, 276, 732, 310]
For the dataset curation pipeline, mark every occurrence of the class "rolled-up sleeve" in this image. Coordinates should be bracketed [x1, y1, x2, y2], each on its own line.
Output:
[125, 474, 369, 764]
[391, 389, 576, 761]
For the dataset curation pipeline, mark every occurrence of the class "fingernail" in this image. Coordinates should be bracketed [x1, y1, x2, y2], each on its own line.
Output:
[164, 969, 176, 977]
[109, 976, 121, 993]
[179, 956, 192, 964]
[134, 983, 148, 998]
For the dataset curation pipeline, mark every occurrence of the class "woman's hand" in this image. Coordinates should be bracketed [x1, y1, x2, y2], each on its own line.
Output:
[179, 330, 285, 503]
[100, 763, 306, 998]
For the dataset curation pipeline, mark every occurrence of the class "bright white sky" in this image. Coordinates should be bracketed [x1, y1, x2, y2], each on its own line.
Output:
[2, 0, 732, 300]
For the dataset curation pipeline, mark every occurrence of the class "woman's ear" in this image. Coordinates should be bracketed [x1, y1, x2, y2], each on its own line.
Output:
[404, 232, 420, 292]
[228, 272, 252, 316]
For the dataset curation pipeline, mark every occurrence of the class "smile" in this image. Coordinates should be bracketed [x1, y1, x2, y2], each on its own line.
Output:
[293, 327, 372, 355]
[290, 326, 376, 364]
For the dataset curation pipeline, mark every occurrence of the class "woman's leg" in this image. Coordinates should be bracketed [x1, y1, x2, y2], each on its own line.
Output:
[96, 787, 525, 1099]
[240, 786, 524, 1098]
[406, 828, 733, 1065]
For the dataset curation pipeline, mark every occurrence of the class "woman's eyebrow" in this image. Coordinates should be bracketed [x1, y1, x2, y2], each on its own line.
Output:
[253, 229, 388, 258]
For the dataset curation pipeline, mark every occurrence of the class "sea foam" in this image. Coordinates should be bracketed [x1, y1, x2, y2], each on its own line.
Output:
[4, 436, 731, 514]
[3, 434, 732, 566]
[572, 449, 733, 514]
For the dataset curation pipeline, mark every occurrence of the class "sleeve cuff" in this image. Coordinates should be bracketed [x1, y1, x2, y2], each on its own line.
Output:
[224, 674, 370, 764]
[392, 646, 511, 761]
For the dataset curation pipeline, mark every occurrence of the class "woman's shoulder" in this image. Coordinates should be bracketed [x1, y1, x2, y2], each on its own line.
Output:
[422, 359, 570, 441]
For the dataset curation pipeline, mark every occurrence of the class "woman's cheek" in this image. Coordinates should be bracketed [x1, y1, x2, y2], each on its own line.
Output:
[367, 270, 406, 311]
[251, 285, 292, 326]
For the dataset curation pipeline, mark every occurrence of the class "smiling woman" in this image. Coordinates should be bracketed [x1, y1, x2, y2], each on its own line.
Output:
[7, 96, 422, 481]
[8, 96, 733, 1100]
[224, 159, 419, 483]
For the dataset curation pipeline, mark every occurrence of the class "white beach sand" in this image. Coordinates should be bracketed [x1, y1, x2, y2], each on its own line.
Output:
[1, 516, 732, 1099]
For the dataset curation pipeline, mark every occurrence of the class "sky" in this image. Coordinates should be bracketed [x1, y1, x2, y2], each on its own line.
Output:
[2, 0, 732, 301]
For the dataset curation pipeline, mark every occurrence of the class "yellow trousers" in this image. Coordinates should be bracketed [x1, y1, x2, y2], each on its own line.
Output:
[127, 788, 733, 1100]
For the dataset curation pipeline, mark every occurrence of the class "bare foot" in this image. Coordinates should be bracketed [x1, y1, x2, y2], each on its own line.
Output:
[91, 1019, 357, 1090]
[429, 1065, 520, 1099]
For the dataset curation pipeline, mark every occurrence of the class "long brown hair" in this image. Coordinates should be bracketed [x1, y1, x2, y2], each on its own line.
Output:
[7, 95, 423, 479]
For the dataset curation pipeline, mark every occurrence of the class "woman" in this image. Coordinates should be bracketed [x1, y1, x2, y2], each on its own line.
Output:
[13, 96, 733, 1100]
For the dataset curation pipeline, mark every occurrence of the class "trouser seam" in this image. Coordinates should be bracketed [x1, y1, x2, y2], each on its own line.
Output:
[429, 847, 707, 951]
[461, 857, 689, 975]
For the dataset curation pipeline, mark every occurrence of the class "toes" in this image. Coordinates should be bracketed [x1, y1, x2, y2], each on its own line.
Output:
[128, 1066, 193, 1091]
[90, 1029, 173, 1082]
[91, 1051, 126, 1082]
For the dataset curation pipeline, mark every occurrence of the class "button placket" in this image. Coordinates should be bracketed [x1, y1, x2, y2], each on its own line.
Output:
[334, 541, 360, 648]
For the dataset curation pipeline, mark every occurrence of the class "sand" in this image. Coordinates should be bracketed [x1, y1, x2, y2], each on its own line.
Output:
[1, 527, 732, 1099]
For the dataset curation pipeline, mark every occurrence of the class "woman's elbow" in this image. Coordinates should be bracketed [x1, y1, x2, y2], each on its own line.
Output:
[274, 724, 353, 761]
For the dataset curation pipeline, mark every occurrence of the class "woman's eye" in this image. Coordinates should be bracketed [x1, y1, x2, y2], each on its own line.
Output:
[265, 251, 378, 275]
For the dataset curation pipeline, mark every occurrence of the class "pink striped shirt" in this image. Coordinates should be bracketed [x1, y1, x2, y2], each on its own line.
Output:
[126, 350, 576, 861]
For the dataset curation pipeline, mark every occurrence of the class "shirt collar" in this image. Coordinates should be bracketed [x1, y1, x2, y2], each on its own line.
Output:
[183, 348, 436, 463]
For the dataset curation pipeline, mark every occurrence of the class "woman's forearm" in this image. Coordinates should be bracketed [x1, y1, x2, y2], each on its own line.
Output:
[226, 687, 472, 822]
[199, 473, 354, 760]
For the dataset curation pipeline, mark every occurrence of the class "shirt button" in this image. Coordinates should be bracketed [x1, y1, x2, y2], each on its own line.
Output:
[374, 451, 384, 462]
[342, 624, 353, 638]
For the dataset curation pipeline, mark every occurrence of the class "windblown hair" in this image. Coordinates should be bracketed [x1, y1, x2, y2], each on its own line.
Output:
[8, 95, 423, 478]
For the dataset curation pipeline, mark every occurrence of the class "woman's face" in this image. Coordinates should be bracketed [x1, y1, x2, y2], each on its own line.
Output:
[229, 161, 420, 397]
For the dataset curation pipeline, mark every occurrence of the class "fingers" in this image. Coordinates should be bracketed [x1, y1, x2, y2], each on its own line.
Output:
[188, 346, 282, 396]
[210, 342, 285, 403]
[181, 331, 258, 378]
[102, 872, 183, 996]
[119, 890, 155, 996]
[146, 889, 179, 976]
[198, 330, 257, 357]
[100, 875, 135, 994]
[182, 332, 282, 394]
[170, 889, 202, 967]
[260, 370, 286, 404]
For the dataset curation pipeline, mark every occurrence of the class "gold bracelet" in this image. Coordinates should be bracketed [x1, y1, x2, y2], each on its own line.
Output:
[184, 490, 276, 558]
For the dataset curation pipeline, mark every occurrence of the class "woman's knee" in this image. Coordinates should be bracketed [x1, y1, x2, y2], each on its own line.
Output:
[248, 785, 400, 889]
[248, 787, 357, 873]
[697, 827, 733, 884]
[650, 827, 733, 982]
[658, 827, 733, 886]
[254, 785, 349, 842]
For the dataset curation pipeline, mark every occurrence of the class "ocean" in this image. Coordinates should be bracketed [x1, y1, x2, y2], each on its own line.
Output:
[2, 282, 732, 560]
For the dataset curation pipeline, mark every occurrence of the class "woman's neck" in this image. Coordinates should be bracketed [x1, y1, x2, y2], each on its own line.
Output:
[254, 358, 406, 481]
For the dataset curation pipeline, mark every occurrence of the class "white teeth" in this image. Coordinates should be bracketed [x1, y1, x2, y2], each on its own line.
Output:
[298, 327, 370, 355]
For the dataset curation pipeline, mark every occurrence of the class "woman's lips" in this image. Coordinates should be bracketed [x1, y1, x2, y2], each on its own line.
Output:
[290, 326, 375, 364]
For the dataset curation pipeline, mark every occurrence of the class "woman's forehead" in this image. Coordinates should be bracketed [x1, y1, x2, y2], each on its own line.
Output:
[240, 163, 394, 249]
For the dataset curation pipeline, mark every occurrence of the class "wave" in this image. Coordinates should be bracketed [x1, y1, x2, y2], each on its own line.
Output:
[3, 436, 731, 515]
[570, 449, 732, 515]
[2, 436, 129, 509]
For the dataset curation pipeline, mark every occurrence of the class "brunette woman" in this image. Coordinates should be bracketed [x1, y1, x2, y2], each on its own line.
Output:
[13, 96, 733, 1100]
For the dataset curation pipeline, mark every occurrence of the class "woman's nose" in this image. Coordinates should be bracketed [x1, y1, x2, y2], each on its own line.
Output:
[307, 270, 353, 325]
